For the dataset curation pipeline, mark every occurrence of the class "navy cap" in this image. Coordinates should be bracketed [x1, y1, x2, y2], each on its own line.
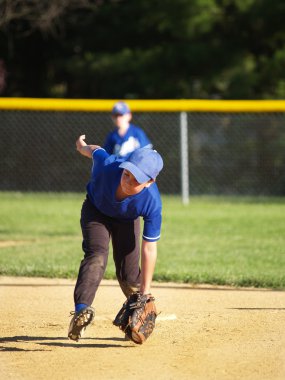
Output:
[112, 101, 130, 115]
[119, 148, 163, 184]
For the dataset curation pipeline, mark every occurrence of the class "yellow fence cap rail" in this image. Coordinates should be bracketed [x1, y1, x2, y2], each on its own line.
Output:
[1, 97, 285, 112]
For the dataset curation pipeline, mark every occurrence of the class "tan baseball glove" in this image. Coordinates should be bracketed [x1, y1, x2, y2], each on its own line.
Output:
[113, 291, 157, 344]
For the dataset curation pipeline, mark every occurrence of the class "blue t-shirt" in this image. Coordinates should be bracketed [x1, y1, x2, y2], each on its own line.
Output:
[86, 148, 162, 242]
[103, 123, 152, 157]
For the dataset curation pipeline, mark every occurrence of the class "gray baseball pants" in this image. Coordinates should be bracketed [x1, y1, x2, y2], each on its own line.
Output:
[74, 196, 141, 306]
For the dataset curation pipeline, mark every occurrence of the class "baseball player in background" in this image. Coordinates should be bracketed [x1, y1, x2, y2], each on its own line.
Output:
[68, 135, 163, 344]
[103, 101, 152, 157]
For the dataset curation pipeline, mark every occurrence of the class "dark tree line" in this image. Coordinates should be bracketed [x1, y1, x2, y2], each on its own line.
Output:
[1, 0, 285, 99]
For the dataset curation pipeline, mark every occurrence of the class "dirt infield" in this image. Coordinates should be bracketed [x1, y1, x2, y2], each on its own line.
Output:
[0, 276, 284, 380]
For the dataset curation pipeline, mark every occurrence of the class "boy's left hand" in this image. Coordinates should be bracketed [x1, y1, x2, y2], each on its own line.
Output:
[113, 292, 157, 344]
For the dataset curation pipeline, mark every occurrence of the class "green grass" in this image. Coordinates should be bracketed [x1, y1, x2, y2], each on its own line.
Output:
[0, 192, 284, 288]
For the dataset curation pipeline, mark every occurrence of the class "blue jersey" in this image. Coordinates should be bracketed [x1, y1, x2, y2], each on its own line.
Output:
[86, 148, 162, 242]
[103, 123, 152, 157]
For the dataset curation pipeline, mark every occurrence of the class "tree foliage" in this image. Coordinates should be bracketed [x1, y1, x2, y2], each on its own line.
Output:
[1, 0, 285, 99]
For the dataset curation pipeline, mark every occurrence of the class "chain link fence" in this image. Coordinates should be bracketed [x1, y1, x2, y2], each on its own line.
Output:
[1, 109, 285, 196]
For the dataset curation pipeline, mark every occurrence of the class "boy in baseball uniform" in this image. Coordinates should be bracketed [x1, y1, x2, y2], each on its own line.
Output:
[103, 101, 152, 157]
[68, 134, 163, 341]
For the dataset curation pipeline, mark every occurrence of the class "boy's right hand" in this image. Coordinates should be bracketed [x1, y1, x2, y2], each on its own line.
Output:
[76, 135, 101, 158]
[76, 135, 87, 151]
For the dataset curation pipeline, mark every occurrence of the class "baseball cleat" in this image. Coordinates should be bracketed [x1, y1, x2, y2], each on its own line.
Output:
[68, 306, 95, 341]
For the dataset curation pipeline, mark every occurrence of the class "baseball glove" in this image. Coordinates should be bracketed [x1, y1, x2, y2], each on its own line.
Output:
[113, 291, 157, 344]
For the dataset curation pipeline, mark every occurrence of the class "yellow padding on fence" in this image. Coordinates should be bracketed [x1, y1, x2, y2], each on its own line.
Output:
[1, 97, 285, 112]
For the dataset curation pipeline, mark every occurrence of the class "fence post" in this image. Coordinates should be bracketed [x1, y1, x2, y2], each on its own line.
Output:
[180, 111, 189, 204]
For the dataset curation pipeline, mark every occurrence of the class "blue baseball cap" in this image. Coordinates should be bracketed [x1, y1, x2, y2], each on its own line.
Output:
[112, 101, 131, 115]
[119, 148, 163, 184]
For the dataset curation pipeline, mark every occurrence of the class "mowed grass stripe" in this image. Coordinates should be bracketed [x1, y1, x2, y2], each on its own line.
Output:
[0, 192, 284, 288]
